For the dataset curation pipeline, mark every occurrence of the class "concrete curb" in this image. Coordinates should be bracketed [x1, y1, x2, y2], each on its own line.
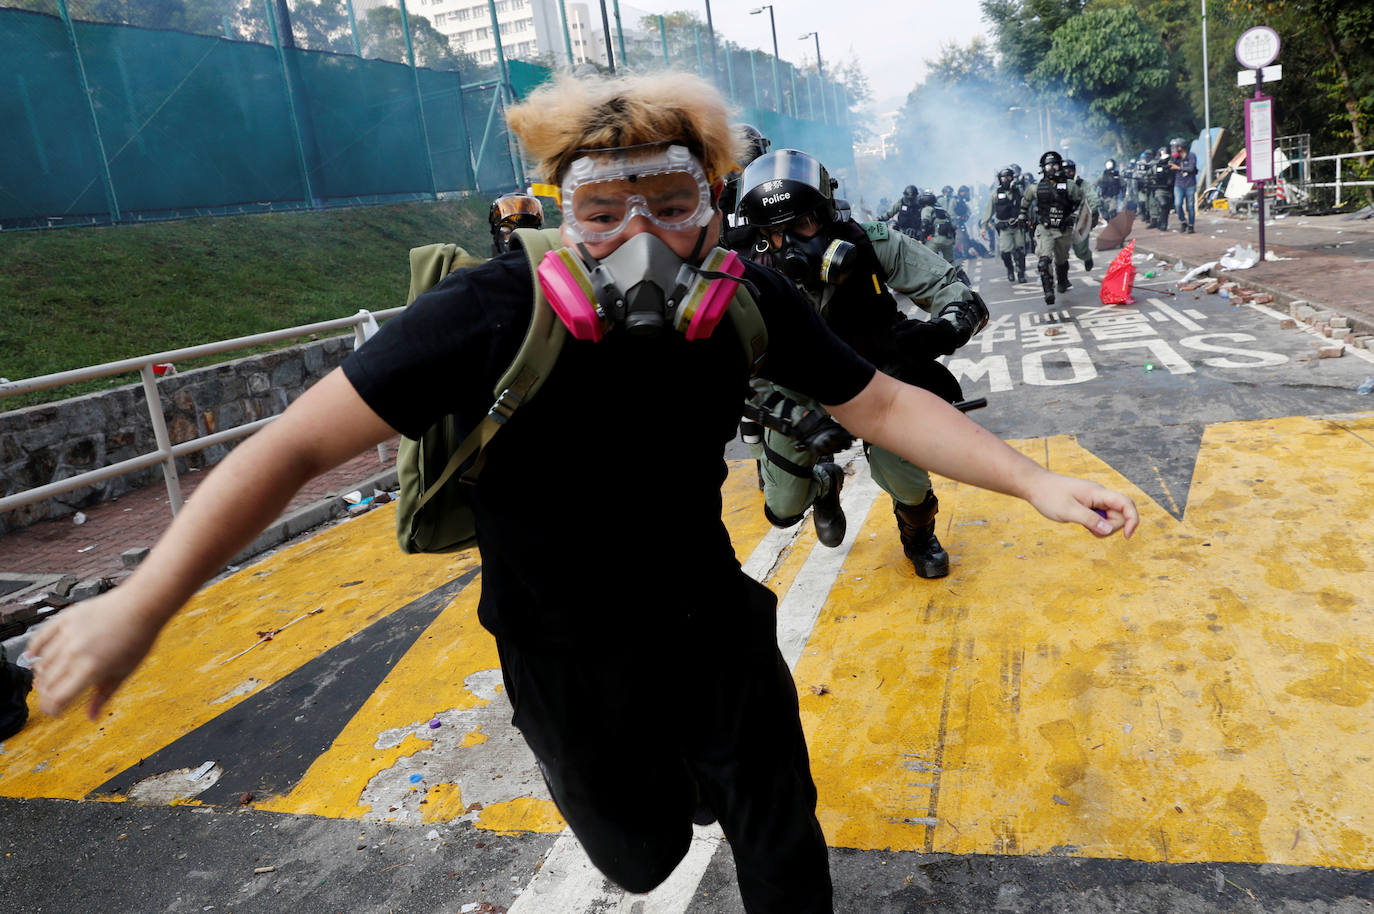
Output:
[1129, 240, 1374, 338]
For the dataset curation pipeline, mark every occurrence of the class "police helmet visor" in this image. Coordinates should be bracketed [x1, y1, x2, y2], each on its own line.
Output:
[738, 151, 830, 226]
[741, 151, 827, 198]
[561, 143, 713, 244]
[492, 195, 543, 230]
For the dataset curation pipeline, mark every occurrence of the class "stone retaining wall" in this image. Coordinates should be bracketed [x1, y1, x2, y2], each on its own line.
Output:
[0, 335, 355, 536]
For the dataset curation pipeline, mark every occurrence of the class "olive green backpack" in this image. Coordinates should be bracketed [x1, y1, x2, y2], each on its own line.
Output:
[394, 227, 768, 554]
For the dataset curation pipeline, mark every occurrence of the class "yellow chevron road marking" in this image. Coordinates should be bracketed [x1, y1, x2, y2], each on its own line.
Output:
[799, 415, 1374, 870]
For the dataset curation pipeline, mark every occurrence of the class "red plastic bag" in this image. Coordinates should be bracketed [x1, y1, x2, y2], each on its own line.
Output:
[1099, 240, 1136, 305]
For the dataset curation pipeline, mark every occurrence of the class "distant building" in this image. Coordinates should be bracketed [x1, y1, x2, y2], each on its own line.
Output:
[410, 0, 654, 68]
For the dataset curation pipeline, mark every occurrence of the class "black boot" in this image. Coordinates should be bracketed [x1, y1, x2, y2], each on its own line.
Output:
[811, 460, 846, 548]
[1083, 252, 1093, 272]
[1056, 261, 1072, 293]
[1015, 251, 1027, 283]
[893, 492, 949, 579]
[0, 660, 34, 741]
[1038, 255, 1055, 305]
[1002, 252, 1015, 283]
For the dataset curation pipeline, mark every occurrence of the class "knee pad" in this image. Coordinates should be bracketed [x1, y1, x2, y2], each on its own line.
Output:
[764, 503, 806, 529]
[1037, 255, 1052, 276]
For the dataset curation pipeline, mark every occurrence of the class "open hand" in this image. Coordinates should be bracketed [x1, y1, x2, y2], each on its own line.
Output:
[25, 592, 161, 720]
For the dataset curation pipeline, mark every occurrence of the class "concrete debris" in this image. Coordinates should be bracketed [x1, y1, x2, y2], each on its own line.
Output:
[121, 546, 150, 567]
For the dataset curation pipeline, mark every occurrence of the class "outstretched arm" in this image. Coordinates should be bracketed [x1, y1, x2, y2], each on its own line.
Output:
[28, 368, 396, 719]
[827, 371, 1138, 537]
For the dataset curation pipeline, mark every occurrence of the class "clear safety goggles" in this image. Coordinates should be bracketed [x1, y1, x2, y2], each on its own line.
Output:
[560, 143, 713, 244]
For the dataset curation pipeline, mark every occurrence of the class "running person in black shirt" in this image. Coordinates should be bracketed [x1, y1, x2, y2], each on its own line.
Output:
[29, 71, 1138, 914]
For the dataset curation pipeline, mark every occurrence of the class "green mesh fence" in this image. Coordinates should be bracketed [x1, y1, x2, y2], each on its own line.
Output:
[2, 1, 853, 230]
[0, 5, 538, 229]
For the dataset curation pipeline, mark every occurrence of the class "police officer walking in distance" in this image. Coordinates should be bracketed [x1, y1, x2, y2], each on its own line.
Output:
[1096, 159, 1123, 222]
[1150, 146, 1174, 231]
[1021, 150, 1083, 306]
[984, 166, 1028, 284]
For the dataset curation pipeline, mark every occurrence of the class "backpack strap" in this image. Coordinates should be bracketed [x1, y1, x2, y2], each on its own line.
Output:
[727, 282, 768, 375]
[413, 227, 567, 511]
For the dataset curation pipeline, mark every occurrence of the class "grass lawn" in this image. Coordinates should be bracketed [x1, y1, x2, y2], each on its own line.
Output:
[0, 196, 539, 408]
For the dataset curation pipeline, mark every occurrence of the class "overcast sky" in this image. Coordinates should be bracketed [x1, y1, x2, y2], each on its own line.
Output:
[618, 0, 993, 111]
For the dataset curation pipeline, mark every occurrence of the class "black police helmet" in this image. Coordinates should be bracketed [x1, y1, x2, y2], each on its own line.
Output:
[1063, 159, 1077, 175]
[997, 167, 1015, 183]
[489, 192, 543, 236]
[941, 185, 954, 196]
[903, 184, 919, 198]
[1104, 158, 1116, 171]
[916, 189, 938, 209]
[1039, 150, 1063, 169]
[738, 124, 771, 168]
[957, 185, 970, 196]
[736, 148, 837, 228]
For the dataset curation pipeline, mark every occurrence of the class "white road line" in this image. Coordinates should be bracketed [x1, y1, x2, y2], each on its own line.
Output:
[509, 459, 883, 913]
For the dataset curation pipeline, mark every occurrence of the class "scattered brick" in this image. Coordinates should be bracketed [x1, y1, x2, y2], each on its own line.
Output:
[1317, 345, 1344, 359]
[1331, 328, 1352, 340]
[1279, 319, 1297, 329]
[1178, 281, 1201, 291]
[1203, 280, 1221, 294]
[1251, 294, 1273, 304]
[1330, 316, 1349, 329]
[121, 546, 150, 567]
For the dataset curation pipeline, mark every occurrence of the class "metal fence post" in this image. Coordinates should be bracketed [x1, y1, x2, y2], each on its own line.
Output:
[264, 0, 317, 207]
[345, 0, 362, 57]
[139, 365, 183, 514]
[559, 0, 574, 66]
[750, 50, 759, 110]
[1336, 156, 1343, 207]
[399, 0, 439, 200]
[56, 0, 121, 223]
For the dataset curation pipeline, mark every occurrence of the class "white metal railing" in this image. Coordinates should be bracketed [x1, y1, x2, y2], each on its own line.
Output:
[1306, 149, 1374, 206]
[0, 307, 404, 519]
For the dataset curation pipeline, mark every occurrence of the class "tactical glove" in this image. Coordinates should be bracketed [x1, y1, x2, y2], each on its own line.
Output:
[791, 410, 854, 456]
[935, 292, 990, 351]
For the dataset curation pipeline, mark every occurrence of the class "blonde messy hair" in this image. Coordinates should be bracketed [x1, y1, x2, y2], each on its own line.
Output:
[507, 70, 742, 185]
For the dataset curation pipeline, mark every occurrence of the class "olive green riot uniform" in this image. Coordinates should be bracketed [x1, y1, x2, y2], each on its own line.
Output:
[984, 183, 1028, 283]
[1133, 157, 1152, 223]
[920, 203, 957, 264]
[1021, 174, 1084, 305]
[1070, 175, 1101, 268]
[749, 221, 979, 576]
[1149, 154, 1174, 230]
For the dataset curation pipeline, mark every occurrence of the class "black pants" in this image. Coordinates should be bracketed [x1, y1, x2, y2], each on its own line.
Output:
[496, 631, 833, 913]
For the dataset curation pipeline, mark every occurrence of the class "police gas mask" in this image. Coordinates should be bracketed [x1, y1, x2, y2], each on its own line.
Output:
[538, 232, 746, 342]
[774, 230, 856, 287]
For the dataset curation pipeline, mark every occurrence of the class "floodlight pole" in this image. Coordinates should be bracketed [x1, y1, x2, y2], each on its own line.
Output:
[750, 6, 782, 114]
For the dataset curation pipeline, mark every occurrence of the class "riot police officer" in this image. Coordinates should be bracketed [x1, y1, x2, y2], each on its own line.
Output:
[917, 189, 957, 264]
[984, 167, 1028, 284]
[488, 191, 544, 255]
[883, 185, 924, 240]
[1133, 152, 1153, 224]
[1021, 150, 1083, 306]
[1150, 147, 1174, 231]
[1062, 159, 1101, 272]
[1096, 159, 1123, 222]
[718, 123, 771, 245]
[735, 148, 990, 578]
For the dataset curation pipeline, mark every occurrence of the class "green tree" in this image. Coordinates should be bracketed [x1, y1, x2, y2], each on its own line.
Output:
[1035, 7, 1172, 152]
[979, 0, 1086, 84]
[360, 6, 467, 71]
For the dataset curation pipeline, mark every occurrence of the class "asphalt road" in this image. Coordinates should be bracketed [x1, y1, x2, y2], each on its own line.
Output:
[3, 252, 1373, 913]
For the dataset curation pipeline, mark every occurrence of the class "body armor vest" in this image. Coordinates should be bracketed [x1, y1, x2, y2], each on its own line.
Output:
[1100, 173, 1122, 197]
[895, 201, 921, 233]
[993, 188, 1020, 225]
[1152, 160, 1171, 188]
[1036, 180, 1073, 229]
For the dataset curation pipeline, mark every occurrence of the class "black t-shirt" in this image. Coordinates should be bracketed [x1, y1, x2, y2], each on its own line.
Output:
[343, 251, 875, 651]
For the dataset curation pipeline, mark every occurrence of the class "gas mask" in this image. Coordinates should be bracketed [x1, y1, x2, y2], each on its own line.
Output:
[765, 230, 857, 288]
[537, 232, 746, 342]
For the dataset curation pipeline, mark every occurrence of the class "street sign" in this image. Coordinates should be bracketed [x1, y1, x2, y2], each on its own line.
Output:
[1237, 65, 1282, 87]
[1246, 95, 1275, 183]
[1235, 26, 1281, 69]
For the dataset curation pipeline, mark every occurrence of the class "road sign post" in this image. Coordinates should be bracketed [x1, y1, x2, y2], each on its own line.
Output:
[1236, 26, 1280, 261]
